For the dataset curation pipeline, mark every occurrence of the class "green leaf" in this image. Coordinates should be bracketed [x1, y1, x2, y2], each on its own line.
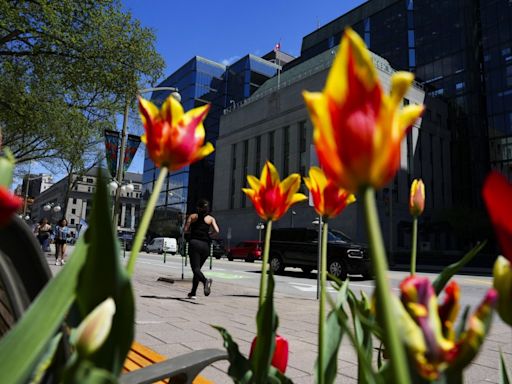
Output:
[61, 359, 118, 384]
[212, 326, 252, 383]
[29, 333, 62, 384]
[75, 168, 134, 375]
[455, 306, 470, 339]
[433, 241, 487, 295]
[314, 309, 344, 384]
[0, 148, 15, 187]
[500, 351, 511, 384]
[252, 272, 279, 383]
[0, 237, 88, 384]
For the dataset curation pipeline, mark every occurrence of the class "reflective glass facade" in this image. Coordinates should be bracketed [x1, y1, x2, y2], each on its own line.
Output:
[142, 55, 278, 237]
[292, 0, 512, 208]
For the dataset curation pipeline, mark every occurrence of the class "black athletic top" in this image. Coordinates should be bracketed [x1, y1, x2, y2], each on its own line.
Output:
[190, 212, 210, 242]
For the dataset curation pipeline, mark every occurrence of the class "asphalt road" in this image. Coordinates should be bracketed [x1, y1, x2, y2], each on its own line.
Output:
[132, 251, 494, 311]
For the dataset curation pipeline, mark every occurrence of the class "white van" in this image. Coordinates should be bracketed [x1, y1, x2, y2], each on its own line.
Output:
[146, 237, 177, 255]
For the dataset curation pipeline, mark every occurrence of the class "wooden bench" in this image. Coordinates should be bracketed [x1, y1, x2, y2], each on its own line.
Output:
[0, 216, 227, 384]
[123, 341, 214, 384]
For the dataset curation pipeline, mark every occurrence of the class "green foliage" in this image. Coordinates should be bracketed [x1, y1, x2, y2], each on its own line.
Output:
[0, 236, 88, 383]
[0, 0, 165, 164]
[500, 351, 511, 384]
[75, 168, 134, 375]
[0, 148, 15, 187]
[433, 241, 487, 295]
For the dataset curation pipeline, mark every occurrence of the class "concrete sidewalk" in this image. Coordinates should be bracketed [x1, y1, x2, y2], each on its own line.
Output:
[126, 264, 512, 384]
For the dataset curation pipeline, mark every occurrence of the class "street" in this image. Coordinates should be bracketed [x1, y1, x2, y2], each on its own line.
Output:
[48, 249, 511, 383]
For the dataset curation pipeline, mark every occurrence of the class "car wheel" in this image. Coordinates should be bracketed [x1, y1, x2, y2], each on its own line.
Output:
[327, 259, 347, 280]
[227, 253, 233, 261]
[301, 266, 313, 275]
[270, 254, 285, 274]
[245, 256, 255, 263]
[158, 249, 163, 254]
[215, 255, 221, 259]
[362, 269, 373, 280]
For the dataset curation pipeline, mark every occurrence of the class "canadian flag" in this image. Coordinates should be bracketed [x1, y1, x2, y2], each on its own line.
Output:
[274, 42, 281, 52]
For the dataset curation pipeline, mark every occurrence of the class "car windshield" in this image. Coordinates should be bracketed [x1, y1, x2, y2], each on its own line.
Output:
[328, 230, 352, 243]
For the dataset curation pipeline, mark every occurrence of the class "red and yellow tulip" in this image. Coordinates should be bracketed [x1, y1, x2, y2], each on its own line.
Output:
[242, 161, 307, 221]
[409, 179, 425, 217]
[304, 166, 355, 219]
[138, 94, 214, 170]
[302, 28, 424, 192]
[397, 276, 497, 380]
[0, 186, 22, 227]
[482, 171, 512, 325]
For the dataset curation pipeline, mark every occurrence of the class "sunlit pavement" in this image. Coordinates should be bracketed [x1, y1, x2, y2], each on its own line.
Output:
[48, 248, 511, 383]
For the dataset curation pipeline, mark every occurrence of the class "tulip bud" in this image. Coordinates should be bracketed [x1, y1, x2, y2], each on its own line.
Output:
[249, 334, 289, 374]
[409, 179, 425, 217]
[493, 256, 512, 326]
[0, 186, 22, 227]
[74, 298, 116, 357]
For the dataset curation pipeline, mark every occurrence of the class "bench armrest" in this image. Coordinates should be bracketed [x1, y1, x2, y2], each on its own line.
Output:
[120, 348, 228, 384]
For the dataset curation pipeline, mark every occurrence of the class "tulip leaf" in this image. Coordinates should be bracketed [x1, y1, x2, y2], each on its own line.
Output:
[0, 237, 87, 384]
[212, 326, 252, 383]
[61, 359, 118, 384]
[314, 309, 344, 384]
[433, 241, 487, 295]
[0, 148, 15, 188]
[252, 272, 279, 383]
[29, 333, 62, 384]
[500, 351, 511, 384]
[75, 168, 134, 375]
[455, 305, 470, 339]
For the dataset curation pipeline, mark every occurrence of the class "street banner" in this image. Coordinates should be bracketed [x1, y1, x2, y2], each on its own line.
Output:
[123, 134, 141, 173]
[104, 130, 120, 178]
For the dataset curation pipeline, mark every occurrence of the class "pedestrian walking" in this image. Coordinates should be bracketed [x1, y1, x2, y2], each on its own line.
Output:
[34, 218, 52, 252]
[54, 218, 70, 266]
[184, 199, 219, 299]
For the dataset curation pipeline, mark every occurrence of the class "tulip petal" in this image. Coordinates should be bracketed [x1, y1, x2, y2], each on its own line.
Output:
[390, 72, 415, 107]
[138, 97, 160, 126]
[280, 174, 301, 196]
[247, 175, 261, 191]
[288, 193, 308, 205]
[397, 104, 424, 135]
[261, 161, 279, 187]
[161, 94, 184, 126]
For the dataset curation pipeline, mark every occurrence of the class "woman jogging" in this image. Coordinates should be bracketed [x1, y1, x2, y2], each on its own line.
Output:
[184, 199, 219, 299]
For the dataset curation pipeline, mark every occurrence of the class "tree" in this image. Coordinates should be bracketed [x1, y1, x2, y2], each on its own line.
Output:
[0, 0, 164, 164]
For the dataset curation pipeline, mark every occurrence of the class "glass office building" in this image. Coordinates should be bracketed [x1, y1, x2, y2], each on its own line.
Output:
[286, 0, 512, 209]
[142, 55, 280, 238]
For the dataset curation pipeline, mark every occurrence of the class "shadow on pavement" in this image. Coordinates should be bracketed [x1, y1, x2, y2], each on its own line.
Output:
[139, 295, 203, 304]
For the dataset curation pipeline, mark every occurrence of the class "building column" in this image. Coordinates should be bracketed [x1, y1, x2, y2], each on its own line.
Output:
[130, 204, 135, 229]
[81, 200, 87, 219]
[120, 204, 126, 228]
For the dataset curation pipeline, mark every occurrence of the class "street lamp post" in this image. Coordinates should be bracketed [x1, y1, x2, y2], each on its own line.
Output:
[112, 87, 181, 233]
[256, 222, 265, 243]
[312, 216, 323, 300]
[291, 210, 296, 228]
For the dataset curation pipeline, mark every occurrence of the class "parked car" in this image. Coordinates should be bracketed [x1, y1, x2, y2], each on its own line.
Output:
[269, 228, 371, 279]
[146, 237, 177, 254]
[124, 238, 149, 252]
[227, 240, 263, 262]
[211, 238, 227, 259]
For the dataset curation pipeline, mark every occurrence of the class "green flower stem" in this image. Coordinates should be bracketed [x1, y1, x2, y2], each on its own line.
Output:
[126, 167, 168, 276]
[410, 217, 418, 275]
[318, 220, 328, 384]
[363, 187, 410, 384]
[258, 220, 273, 308]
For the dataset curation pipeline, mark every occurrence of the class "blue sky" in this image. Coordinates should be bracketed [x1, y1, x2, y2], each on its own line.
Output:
[121, 0, 366, 174]
[21, 0, 366, 184]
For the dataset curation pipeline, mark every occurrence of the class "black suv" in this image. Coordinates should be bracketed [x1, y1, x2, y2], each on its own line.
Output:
[269, 228, 372, 280]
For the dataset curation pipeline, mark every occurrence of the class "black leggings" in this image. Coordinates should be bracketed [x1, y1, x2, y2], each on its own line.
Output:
[189, 239, 209, 295]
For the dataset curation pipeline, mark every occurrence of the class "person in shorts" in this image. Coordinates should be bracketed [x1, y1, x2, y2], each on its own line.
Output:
[55, 218, 70, 266]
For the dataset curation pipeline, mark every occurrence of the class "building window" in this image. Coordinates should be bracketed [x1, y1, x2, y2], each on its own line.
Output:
[269, 131, 275, 163]
[88, 187, 91, 192]
[230, 143, 237, 209]
[299, 121, 307, 177]
[71, 208, 76, 214]
[255, 135, 261, 174]
[241, 140, 249, 208]
[86, 178, 94, 183]
[70, 218, 75, 225]
[72, 198, 77, 204]
[283, 126, 289, 176]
